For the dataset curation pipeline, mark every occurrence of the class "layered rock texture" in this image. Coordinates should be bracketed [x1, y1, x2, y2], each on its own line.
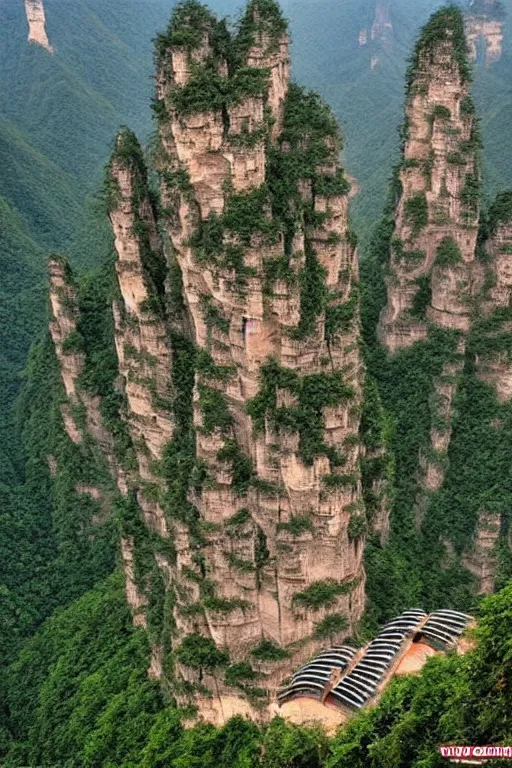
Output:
[371, 7, 512, 600]
[45, 0, 512, 727]
[379, 8, 480, 352]
[24, 0, 53, 53]
[465, 0, 505, 65]
[48, 0, 377, 723]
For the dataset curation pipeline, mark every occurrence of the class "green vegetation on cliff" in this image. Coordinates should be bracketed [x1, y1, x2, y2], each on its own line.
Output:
[5, 0, 512, 763]
[4, 572, 512, 768]
[406, 4, 472, 92]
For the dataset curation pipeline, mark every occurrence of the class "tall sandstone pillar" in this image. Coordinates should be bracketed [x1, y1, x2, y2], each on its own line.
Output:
[150, 0, 366, 712]
[48, 0, 371, 721]
[378, 8, 480, 500]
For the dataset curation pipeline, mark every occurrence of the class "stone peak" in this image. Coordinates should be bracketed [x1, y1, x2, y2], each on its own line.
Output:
[407, 5, 471, 91]
[467, 0, 506, 20]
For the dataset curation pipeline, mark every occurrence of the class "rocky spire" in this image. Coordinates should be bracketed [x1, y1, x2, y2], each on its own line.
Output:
[106, 127, 174, 539]
[48, 256, 86, 444]
[47, 0, 370, 724]
[151, 0, 366, 717]
[380, 5, 480, 352]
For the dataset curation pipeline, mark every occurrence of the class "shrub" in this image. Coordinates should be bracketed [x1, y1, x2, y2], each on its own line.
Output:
[435, 236, 462, 267]
[61, 329, 85, 354]
[405, 193, 428, 234]
[293, 579, 355, 611]
[277, 515, 314, 536]
[461, 172, 480, 214]
[225, 662, 257, 687]
[447, 151, 466, 165]
[216, 439, 253, 495]
[411, 274, 432, 318]
[313, 612, 348, 639]
[251, 640, 291, 661]
[432, 105, 451, 121]
[175, 633, 229, 671]
[203, 596, 252, 614]
[348, 513, 368, 541]
[198, 385, 234, 434]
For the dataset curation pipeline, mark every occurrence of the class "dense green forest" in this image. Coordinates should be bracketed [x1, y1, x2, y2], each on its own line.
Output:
[3, 0, 512, 764]
[3, 570, 512, 767]
[0, 0, 172, 466]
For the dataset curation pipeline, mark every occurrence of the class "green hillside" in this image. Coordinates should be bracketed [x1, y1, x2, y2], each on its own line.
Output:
[0, 0, 172, 467]
[2, 566, 512, 768]
[0, 0, 170, 200]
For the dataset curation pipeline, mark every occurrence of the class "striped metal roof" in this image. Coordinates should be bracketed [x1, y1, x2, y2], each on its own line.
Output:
[278, 608, 472, 712]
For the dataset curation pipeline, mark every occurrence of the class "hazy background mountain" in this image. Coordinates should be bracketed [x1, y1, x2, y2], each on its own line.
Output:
[0, 0, 171, 466]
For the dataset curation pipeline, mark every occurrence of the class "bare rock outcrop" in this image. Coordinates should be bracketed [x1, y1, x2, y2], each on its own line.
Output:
[106, 128, 175, 544]
[47, 0, 374, 724]
[24, 0, 53, 53]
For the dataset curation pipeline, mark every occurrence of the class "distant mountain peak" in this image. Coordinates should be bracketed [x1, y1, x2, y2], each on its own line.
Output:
[465, 0, 506, 65]
[359, 1, 394, 70]
[24, 0, 53, 53]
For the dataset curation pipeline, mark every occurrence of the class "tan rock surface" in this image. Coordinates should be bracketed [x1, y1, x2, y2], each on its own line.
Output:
[466, 17, 503, 65]
[153, 0, 367, 717]
[379, 43, 479, 352]
[24, 0, 53, 53]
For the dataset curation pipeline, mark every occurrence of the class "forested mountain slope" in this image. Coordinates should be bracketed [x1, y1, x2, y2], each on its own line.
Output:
[0, 0, 172, 463]
[0, 0, 175, 695]
[3, 561, 512, 766]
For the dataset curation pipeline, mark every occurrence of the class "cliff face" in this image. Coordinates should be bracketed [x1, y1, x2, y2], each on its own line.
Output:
[48, 256, 113, 454]
[24, 0, 53, 53]
[47, 0, 371, 723]
[153, 0, 366, 714]
[107, 132, 174, 534]
[379, 10, 479, 353]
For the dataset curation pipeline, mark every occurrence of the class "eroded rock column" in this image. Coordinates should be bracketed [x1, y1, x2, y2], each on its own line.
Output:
[154, 0, 366, 707]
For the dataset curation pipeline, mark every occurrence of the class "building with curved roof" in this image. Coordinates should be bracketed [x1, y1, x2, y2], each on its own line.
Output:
[278, 609, 473, 719]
